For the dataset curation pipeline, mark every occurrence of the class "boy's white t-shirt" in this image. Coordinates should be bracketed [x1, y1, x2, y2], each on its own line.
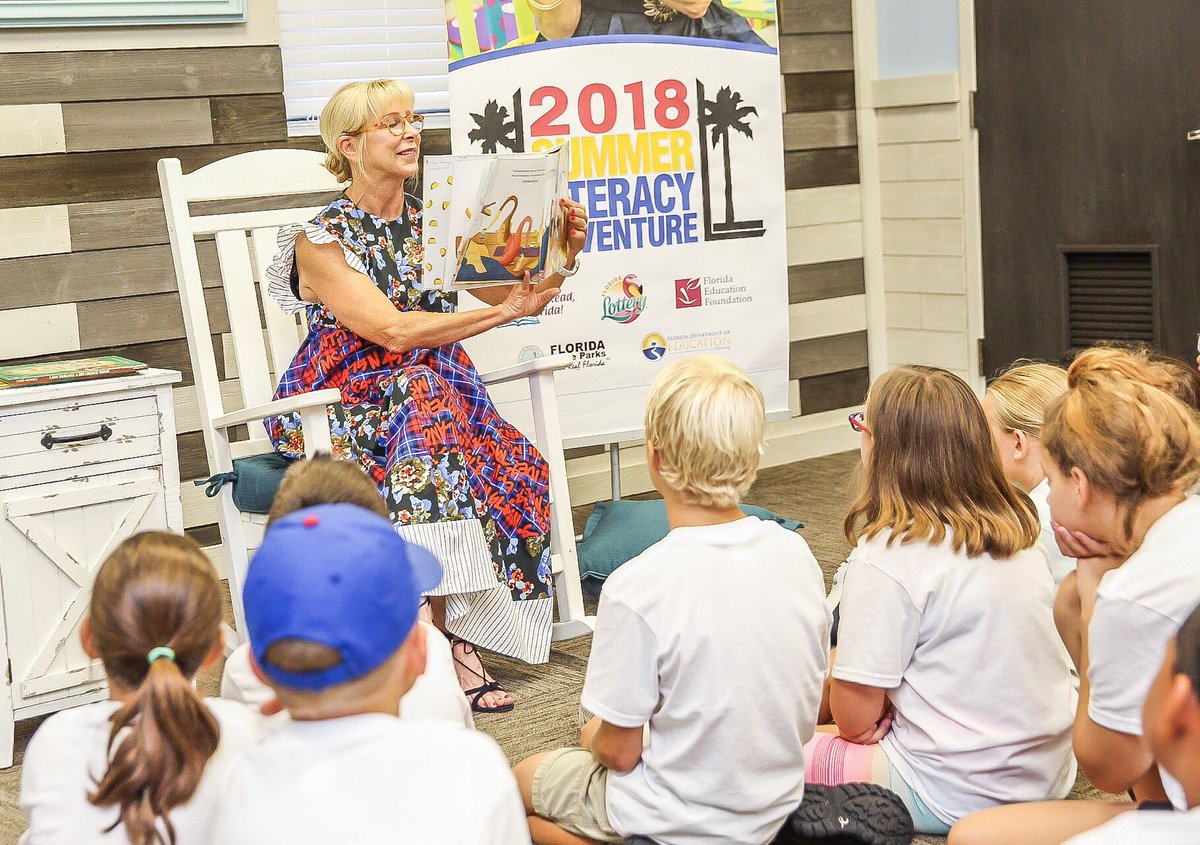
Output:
[1063, 805, 1200, 844]
[833, 531, 1077, 825]
[20, 697, 259, 845]
[1087, 495, 1200, 808]
[581, 517, 831, 845]
[214, 713, 529, 845]
[1029, 479, 1076, 585]
[221, 620, 474, 728]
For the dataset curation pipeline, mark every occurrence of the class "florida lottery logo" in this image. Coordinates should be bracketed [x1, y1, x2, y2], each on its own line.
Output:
[601, 274, 646, 324]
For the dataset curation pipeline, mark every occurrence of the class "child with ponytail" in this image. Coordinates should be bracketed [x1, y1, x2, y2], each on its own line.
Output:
[949, 347, 1200, 845]
[20, 532, 258, 845]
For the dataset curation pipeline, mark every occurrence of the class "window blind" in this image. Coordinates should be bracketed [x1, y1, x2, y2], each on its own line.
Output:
[278, 0, 451, 130]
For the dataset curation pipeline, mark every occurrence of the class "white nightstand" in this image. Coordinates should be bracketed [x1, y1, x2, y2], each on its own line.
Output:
[0, 368, 182, 767]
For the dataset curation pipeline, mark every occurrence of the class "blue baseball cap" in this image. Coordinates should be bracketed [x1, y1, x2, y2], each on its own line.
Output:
[244, 503, 443, 691]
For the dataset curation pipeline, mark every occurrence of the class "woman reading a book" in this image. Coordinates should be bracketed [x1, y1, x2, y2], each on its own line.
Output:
[263, 79, 588, 713]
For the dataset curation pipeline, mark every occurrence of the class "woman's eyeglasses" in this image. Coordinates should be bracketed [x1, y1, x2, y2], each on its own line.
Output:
[848, 411, 872, 436]
[346, 112, 425, 137]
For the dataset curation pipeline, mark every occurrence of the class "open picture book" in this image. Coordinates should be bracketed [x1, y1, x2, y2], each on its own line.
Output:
[421, 145, 571, 290]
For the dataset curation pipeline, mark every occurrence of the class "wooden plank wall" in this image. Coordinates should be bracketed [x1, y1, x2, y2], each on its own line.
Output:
[779, 0, 869, 416]
[871, 73, 973, 383]
[0, 0, 867, 548]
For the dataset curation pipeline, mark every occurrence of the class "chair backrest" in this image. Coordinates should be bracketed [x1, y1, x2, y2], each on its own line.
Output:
[158, 149, 344, 471]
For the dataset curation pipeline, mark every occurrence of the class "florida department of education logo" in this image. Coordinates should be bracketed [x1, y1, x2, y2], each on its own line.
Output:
[601, 274, 647, 324]
[641, 332, 667, 361]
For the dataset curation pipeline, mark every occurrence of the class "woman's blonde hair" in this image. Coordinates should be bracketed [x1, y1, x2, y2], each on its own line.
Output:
[644, 355, 765, 508]
[985, 361, 1068, 438]
[87, 532, 222, 845]
[845, 365, 1039, 558]
[1042, 347, 1200, 551]
[319, 79, 415, 183]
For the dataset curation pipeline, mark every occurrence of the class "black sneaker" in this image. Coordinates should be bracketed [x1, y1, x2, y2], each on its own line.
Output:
[777, 782, 915, 845]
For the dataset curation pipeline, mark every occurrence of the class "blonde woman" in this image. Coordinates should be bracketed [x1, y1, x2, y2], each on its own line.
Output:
[810, 366, 1077, 835]
[263, 79, 589, 713]
[983, 362, 1074, 584]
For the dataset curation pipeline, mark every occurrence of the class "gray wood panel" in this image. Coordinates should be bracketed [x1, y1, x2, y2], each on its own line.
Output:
[798, 367, 869, 414]
[69, 198, 170, 250]
[211, 94, 288, 145]
[0, 243, 223, 310]
[0, 47, 283, 106]
[564, 444, 606, 461]
[63, 98, 213, 153]
[788, 330, 868, 379]
[784, 71, 856, 113]
[185, 524, 223, 548]
[0, 141, 295, 208]
[780, 34, 854, 74]
[783, 109, 857, 151]
[785, 147, 859, 190]
[76, 288, 230, 350]
[779, 0, 851, 34]
[788, 258, 865, 304]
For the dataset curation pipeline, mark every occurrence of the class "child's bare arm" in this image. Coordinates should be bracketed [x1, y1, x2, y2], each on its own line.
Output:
[582, 718, 644, 773]
[830, 678, 891, 743]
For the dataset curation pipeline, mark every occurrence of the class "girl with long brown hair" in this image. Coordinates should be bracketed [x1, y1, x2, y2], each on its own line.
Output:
[805, 366, 1077, 835]
[20, 532, 258, 845]
[950, 347, 1200, 845]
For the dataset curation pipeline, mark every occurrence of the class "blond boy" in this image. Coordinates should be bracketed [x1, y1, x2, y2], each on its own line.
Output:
[514, 356, 831, 845]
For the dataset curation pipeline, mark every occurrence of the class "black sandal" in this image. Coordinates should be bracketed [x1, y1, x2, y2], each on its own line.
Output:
[448, 635, 515, 714]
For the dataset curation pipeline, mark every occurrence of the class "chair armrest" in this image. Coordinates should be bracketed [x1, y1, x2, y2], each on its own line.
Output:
[479, 354, 574, 386]
[211, 389, 342, 431]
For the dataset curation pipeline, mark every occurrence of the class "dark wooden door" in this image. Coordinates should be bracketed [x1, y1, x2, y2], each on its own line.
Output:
[975, 1, 1200, 371]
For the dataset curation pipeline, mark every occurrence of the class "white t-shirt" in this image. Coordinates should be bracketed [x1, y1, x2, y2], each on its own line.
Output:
[221, 620, 474, 728]
[20, 697, 260, 845]
[581, 517, 831, 845]
[1088, 495, 1200, 808]
[214, 713, 529, 845]
[834, 531, 1077, 825]
[1029, 479, 1076, 585]
[1063, 805, 1200, 844]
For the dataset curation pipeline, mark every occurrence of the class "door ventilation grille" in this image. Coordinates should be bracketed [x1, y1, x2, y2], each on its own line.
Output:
[1064, 250, 1156, 349]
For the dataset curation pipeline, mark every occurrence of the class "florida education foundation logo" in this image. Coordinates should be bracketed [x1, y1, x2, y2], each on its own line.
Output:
[641, 333, 667, 361]
[601, 275, 647, 324]
[675, 277, 702, 308]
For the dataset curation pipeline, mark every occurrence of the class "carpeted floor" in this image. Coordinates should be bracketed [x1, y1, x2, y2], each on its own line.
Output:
[0, 451, 1115, 844]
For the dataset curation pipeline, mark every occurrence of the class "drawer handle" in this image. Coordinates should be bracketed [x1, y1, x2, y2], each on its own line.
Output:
[41, 424, 113, 450]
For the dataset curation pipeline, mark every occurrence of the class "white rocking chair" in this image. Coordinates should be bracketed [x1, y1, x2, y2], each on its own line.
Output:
[157, 148, 593, 649]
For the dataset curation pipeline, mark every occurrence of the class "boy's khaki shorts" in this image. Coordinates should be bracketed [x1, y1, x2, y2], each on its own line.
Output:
[532, 748, 624, 843]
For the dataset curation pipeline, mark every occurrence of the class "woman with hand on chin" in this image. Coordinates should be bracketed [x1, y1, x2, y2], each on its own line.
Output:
[264, 79, 588, 714]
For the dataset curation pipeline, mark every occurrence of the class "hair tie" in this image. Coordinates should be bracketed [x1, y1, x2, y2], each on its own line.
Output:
[146, 647, 176, 665]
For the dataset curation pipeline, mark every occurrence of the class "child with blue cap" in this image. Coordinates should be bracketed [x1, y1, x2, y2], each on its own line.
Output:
[215, 503, 530, 845]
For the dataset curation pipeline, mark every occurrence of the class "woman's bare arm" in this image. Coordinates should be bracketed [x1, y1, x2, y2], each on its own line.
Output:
[529, 0, 582, 40]
[296, 235, 557, 354]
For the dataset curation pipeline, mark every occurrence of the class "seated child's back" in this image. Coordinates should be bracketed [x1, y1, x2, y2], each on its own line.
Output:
[585, 515, 830, 843]
[215, 504, 529, 845]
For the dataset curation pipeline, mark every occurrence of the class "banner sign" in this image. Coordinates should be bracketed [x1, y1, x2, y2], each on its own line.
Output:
[443, 4, 789, 444]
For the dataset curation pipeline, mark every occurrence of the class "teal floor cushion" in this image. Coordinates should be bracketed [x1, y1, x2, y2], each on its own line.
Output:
[196, 452, 294, 514]
[578, 498, 803, 593]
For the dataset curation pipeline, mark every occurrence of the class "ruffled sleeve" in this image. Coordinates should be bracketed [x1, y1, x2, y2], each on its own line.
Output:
[266, 218, 371, 314]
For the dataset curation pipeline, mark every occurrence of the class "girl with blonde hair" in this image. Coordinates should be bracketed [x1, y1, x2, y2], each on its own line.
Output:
[983, 361, 1074, 584]
[20, 532, 258, 845]
[262, 79, 590, 712]
[949, 347, 1200, 845]
[807, 366, 1077, 835]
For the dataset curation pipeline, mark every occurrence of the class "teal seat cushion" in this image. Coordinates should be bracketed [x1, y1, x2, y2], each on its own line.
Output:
[197, 452, 293, 515]
[577, 498, 803, 593]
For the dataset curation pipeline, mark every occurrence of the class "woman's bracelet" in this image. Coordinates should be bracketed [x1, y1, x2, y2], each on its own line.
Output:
[526, 0, 566, 12]
[643, 0, 678, 21]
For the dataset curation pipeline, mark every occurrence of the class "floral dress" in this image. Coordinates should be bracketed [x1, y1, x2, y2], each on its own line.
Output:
[264, 194, 553, 664]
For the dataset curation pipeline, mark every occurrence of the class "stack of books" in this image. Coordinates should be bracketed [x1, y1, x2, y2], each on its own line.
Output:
[0, 356, 149, 389]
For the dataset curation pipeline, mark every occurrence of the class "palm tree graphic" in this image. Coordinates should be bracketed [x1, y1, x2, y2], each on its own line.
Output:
[468, 93, 524, 154]
[696, 80, 765, 241]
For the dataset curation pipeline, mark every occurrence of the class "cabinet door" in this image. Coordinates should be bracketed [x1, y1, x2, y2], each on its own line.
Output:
[0, 469, 167, 709]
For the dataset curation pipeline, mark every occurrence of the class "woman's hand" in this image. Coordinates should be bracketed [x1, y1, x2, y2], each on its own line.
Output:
[661, 0, 713, 18]
[561, 197, 588, 266]
[501, 273, 560, 321]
